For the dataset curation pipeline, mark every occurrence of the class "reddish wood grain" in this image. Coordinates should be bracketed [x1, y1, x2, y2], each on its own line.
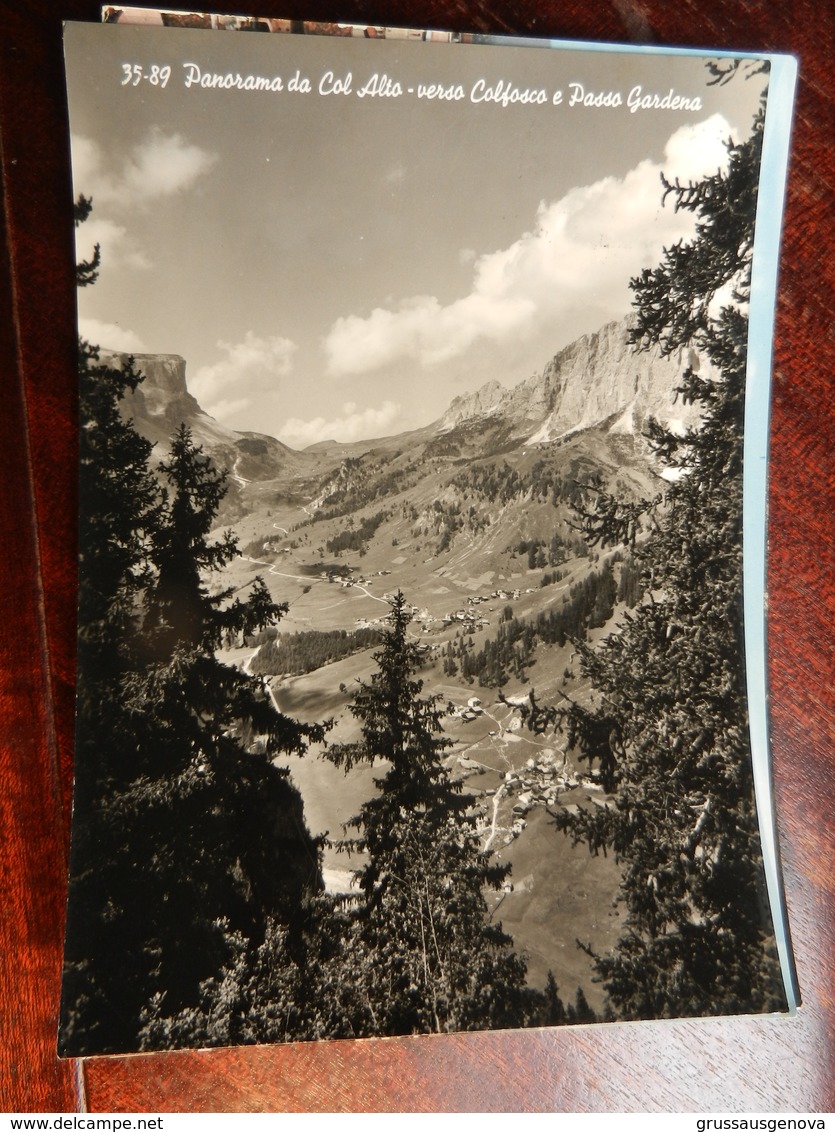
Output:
[0, 0, 80, 1112]
[1, 0, 832, 1112]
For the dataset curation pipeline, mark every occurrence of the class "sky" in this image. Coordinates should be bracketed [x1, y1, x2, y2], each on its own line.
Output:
[65, 23, 768, 449]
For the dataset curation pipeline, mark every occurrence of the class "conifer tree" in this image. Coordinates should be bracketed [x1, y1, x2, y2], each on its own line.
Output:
[62, 197, 166, 1051]
[114, 425, 326, 1050]
[61, 206, 324, 1056]
[531, 96, 787, 1020]
[321, 593, 532, 1037]
[61, 337, 164, 1054]
[541, 971, 567, 1026]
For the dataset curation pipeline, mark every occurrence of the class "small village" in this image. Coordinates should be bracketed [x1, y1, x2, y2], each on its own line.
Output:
[348, 583, 542, 637]
[445, 701, 611, 849]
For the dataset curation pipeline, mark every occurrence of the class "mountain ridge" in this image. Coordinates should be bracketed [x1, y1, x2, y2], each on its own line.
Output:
[99, 314, 704, 493]
[437, 318, 704, 446]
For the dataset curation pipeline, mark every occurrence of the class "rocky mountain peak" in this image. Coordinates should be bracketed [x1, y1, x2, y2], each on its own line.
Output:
[438, 379, 508, 432]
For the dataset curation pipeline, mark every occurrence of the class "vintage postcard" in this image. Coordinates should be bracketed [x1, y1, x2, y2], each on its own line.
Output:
[60, 19, 797, 1055]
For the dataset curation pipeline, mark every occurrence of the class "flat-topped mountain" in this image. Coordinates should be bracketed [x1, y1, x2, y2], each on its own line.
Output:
[100, 351, 316, 484]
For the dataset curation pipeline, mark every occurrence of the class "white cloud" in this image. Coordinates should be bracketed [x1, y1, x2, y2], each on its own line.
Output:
[120, 129, 218, 203]
[71, 134, 104, 198]
[324, 115, 734, 378]
[190, 331, 298, 420]
[78, 317, 145, 352]
[663, 115, 732, 182]
[71, 128, 217, 210]
[277, 400, 402, 448]
[75, 215, 151, 272]
[72, 129, 217, 275]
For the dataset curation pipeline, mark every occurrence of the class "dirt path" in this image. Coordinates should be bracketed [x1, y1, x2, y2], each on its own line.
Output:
[483, 782, 508, 852]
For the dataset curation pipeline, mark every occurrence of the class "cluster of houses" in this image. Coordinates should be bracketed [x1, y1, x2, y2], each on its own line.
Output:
[437, 586, 543, 632]
[501, 750, 576, 815]
[454, 746, 576, 847]
[466, 588, 519, 605]
[448, 696, 485, 722]
[440, 608, 490, 633]
[444, 704, 615, 848]
[330, 568, 392, 586]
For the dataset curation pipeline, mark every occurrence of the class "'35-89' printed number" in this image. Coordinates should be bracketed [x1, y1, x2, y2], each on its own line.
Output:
[121, 64, 172, 88]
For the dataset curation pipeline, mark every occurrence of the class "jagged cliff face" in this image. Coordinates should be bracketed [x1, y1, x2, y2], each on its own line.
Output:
[440, 379, 507, 431]
[436, 319, 705, 446]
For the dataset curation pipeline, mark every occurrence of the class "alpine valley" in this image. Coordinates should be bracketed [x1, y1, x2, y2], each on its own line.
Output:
[108, 316, 706, 1006]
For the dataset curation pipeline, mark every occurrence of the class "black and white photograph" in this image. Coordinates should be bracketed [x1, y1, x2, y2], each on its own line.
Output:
[59, 18, 797, 1057]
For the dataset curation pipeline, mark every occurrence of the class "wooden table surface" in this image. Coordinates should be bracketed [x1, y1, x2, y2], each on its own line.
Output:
[1, 0, 833, 1113]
